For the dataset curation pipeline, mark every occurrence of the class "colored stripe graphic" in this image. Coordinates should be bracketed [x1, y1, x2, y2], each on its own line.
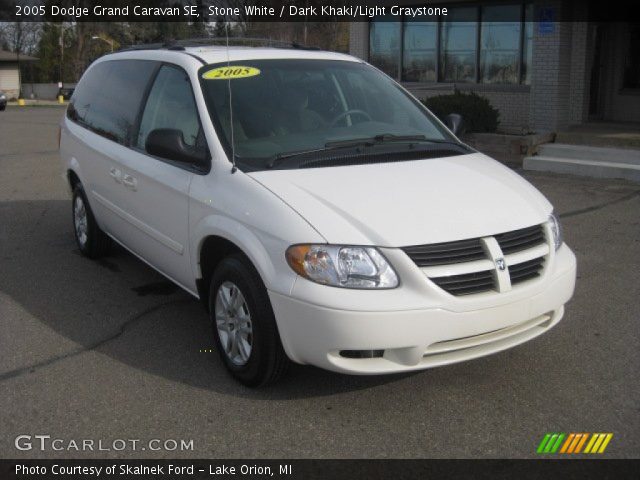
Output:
[598, 433, 613, 453]
[574, 433, 588, 453]
[544, 433, 559, 453]
[584, 433, 614, 454]
[567, 433, 581, 453]
[584, 433, 598, 453]
[537, 434, 552, 454]
[537, 433, 565, 453]
[550, 434, 565, 453]
[538, 433, 613, 454]
[591, 434, 606, 453]
[559, 433, 575, 453]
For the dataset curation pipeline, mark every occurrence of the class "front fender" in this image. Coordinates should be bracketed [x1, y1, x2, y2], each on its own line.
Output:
[190, 214, 296, 296]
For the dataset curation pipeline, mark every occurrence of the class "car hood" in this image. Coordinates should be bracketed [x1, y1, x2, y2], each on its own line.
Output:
[248, 153, 552, 246]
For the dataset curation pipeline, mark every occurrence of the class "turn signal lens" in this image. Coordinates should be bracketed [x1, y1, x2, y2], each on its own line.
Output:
[286, 245, 313, 277]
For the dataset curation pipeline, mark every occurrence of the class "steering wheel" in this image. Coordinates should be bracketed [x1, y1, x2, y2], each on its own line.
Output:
[329, 109, 372, 127]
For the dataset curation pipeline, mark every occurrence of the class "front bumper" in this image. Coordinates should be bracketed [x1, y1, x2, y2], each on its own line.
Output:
[269, 245, 576, 374]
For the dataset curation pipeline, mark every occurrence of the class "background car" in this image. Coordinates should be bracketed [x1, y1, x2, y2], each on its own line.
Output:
[57, 87, 75, 100]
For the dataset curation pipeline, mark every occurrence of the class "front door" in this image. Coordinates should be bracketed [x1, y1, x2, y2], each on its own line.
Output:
[118, 64, 205, 293]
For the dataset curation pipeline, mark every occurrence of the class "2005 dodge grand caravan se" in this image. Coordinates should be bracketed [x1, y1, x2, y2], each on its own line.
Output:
[60, 44, 576, 386]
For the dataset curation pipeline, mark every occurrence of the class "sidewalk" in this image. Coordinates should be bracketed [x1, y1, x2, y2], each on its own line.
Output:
[556, 122, 640, 149]
[7, 99, 67, 107]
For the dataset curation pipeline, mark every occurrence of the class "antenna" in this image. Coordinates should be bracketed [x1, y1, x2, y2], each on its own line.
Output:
[225, 23, 237, 174]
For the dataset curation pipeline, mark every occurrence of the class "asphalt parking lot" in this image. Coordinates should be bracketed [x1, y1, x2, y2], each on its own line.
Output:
[1, 107, 638, 459]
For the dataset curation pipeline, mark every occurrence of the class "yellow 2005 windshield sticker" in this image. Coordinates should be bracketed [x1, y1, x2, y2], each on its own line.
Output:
[202, 66, 260, 80]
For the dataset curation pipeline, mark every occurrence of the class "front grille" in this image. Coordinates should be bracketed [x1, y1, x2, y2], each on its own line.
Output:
[430, 270, 495, 296]
[401, 238, 485, 267]
[495, 224, 545, 254]
[509, 257, 545, 285]
[404, 224, 549, 296]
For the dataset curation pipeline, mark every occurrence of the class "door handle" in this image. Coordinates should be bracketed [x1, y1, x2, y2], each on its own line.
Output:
[122, 174, 137, 191]
[109, 167, 121, 183]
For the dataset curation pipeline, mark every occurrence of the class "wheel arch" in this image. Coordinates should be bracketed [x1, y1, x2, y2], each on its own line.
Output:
[192, 217, 287, 311]
[197, 235, 246, 308]
[65, 154, 85, 193]
[67, 168, 81, 190]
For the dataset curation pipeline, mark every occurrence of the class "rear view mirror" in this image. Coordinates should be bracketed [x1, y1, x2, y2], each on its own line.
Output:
[145, 129, 207, 165]
[445, 113, 466, 137]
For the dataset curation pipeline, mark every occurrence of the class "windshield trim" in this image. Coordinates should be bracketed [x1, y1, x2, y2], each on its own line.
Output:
[197, 59, 461, 172]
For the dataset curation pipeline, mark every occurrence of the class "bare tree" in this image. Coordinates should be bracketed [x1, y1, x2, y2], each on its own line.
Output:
[1, 21, 41, 55]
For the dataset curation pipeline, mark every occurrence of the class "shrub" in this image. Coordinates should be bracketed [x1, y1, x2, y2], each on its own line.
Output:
[421, 90, 500, 133]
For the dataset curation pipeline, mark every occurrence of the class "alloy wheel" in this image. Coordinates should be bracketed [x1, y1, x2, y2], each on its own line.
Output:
[215, 281, 253, 366]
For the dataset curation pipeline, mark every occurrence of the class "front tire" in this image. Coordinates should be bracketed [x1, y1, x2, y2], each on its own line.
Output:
[209, 254, 289, 387]
[72, 184, 111, 258]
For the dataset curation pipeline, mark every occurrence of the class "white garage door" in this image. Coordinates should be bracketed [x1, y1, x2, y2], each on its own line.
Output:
[0, 64, 20, 91]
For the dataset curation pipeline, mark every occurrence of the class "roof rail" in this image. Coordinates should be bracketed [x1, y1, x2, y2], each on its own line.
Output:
[119, 37, 320, 52]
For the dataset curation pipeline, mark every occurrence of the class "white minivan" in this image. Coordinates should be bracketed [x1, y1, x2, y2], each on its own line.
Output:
[60, 43, 576, 386]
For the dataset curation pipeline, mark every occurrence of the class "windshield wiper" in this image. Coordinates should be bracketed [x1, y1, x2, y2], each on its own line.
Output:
[265, 140, 382, 168]
[265, 134, 464, 168]
[265, 147, 331, 168]
[325, 134, 428, 149]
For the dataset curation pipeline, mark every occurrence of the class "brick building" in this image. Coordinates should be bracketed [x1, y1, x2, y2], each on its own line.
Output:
[349, 1, 640, 133]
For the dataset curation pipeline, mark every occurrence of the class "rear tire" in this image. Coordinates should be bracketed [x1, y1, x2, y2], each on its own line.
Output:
[209, 254, 290, 387]
[72, 184, 111, 258]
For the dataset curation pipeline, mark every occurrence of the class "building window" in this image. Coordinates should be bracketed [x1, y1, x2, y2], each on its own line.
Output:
[403, 19, 437, 82]
[369, 2, 533, 85]
[440, 7, 478, 82]
[369, 17, 401, 78]
[521, 4, 534, 85]
[623, 23, 640, 89]
[480, 5, 521, 84]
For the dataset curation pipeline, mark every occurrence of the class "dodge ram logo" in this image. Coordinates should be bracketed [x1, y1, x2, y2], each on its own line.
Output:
[496, 258, 506, 271]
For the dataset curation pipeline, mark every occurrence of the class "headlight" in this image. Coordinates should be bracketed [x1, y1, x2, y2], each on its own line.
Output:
[548, 213, 563, 250]
[286, 244, 399, 289]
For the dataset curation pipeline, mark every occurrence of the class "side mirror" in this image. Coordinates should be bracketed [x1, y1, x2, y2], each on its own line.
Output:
[445, 113, 466, 136]
[145, 128, 207, 165]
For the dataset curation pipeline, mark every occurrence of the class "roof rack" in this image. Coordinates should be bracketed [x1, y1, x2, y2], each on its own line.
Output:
[119, 37, 321, 52]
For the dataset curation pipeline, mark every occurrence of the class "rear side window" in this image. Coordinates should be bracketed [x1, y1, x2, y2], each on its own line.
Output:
[68, 60, 157, 145]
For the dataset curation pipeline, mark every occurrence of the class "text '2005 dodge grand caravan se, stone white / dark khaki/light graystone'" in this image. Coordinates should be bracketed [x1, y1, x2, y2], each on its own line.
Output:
[59, 43, 576, 386]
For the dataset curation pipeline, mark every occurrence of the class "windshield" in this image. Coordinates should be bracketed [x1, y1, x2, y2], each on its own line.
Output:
[199, 59, 462, 171]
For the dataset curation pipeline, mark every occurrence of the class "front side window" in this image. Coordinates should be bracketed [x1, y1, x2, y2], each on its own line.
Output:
[199, 59, 462, 172]
[137, 65, 201, 152]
